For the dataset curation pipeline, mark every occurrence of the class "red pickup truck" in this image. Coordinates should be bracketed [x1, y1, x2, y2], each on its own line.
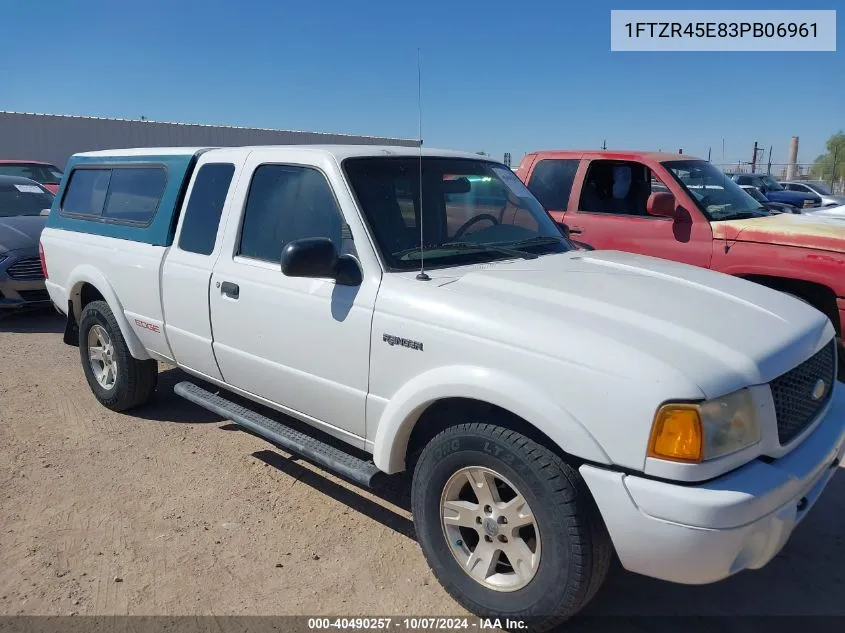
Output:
[515, 149, 845, 374]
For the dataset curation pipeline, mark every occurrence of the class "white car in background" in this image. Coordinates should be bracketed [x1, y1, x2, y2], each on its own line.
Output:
[805, 204, 845, 220]
[781, 180, 845, 208]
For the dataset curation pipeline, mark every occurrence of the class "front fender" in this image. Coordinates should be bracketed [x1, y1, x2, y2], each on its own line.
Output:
[371, 365, 610, 474]
[67, 265, 150, 360]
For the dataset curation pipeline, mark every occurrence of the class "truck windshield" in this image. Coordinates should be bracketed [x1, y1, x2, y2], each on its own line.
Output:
[663, 160, 769, 221]
[742, 187, 768, 203]
[760, 175, 784, 191]
[343, 157, 572, 271]
[0, 182, 54, 217]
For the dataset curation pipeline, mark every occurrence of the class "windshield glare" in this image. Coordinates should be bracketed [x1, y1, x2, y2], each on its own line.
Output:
[343, 157, 571, 271]
[0, 183, 54, 217]
[664, 160, 769, 221]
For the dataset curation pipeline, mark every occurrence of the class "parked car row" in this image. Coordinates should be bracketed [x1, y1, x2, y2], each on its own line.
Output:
[0, 174, 55, 309]
[28, 144, 845, 631]
[0, 160, 64, 193]
[782, 179, 845, 208]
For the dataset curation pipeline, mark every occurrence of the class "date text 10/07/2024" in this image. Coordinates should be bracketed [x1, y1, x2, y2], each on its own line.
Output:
[306, 617, 528, 630]
[624, 22, 818, 38]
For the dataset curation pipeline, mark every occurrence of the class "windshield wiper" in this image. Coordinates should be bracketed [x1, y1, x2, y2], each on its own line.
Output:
[495, 235, 566, 249]
[394, 241, 537, 260]
[713, 211, 764, 221]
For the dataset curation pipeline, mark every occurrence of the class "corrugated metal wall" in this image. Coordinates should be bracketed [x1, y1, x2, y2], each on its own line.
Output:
[0, 112, 419, 169]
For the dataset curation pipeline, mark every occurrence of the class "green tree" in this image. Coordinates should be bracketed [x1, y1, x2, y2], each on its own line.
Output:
[810, 131, 845, 182]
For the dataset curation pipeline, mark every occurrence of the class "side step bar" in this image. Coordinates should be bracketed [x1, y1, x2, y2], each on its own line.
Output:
[174, 381, 381, 488]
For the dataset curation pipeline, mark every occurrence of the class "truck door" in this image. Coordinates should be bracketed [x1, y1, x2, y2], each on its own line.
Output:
[161, 151, 242, 380]
[563, 159, 713, 268]
[207, 150, 374, 440]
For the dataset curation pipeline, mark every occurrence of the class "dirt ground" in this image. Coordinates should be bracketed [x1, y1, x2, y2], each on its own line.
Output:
[2, 310, 845, 627]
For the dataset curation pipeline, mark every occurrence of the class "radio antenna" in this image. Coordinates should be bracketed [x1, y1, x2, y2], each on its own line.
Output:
[415, 47, 430, 281]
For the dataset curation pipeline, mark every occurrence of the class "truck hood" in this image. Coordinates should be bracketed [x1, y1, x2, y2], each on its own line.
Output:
[437, 249, 831, 398]
[712, 212, 845, 254]
[0, 215, 47, 253]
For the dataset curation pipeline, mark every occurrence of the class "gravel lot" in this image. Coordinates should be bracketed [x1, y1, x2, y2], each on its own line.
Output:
[2, 310, 845, 629]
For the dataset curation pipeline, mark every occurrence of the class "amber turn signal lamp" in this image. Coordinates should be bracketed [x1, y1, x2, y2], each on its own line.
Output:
[648, 404, 703, 463]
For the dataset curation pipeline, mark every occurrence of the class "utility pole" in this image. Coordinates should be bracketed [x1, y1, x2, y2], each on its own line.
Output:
[750, 141, 764, 174]
[707, 147, 711, 162]
[601, 139, 607, 150]
[767, 145, 772, 175]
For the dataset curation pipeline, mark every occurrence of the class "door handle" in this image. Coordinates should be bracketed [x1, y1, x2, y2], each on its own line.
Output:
[220, 281, 239, 299]
[568, 226, 584, 235]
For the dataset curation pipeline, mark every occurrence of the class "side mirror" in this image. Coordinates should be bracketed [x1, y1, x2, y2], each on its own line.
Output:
[280, 237, 361, 286]
[554, 221, 570, 239]
[646, 192, 677, 218]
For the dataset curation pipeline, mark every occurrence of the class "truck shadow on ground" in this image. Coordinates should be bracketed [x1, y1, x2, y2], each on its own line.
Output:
[0, 308, 64, 333]
[133, 368, 226, 424]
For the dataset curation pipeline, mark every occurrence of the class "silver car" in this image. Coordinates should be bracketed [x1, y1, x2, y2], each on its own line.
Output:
[781, 180, 845, 208]
[0, 175, 54, 310]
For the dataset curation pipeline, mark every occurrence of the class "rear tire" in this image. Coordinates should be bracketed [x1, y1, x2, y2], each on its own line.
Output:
[411, 423, 611, 632]
[78, 300, 158, 411]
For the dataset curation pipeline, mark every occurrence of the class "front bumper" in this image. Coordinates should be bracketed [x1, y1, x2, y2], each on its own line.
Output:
[582, 384, 845, 585]
[0, 249, 49, 309]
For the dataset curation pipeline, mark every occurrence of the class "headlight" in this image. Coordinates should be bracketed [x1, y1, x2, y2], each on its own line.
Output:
[647, 389, 761, 463]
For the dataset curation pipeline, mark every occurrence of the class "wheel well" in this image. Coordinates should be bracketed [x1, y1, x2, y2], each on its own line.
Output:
[79, 283, 105, 312]
[739, 275, 840, 335]
[404, 397, 575, 471]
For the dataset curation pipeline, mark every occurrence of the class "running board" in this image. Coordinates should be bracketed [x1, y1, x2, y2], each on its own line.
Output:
[174, 381, 381, 488]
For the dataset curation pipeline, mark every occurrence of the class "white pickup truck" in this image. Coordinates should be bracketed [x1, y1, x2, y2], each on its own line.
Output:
[40, 145, 845, 630]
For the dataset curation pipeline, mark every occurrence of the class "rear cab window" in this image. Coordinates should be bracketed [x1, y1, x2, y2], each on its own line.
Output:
[178, 163, 236, 255]
[526, 159, 580, 211]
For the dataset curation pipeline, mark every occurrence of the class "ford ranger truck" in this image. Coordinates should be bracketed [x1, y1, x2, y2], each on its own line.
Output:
[40, 146, 845, 631]
[517, 150, 845, 378]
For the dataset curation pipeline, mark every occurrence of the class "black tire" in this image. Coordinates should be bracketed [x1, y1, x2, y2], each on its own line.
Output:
[78, 300, 158, 411]
[411, 423, 611, 632]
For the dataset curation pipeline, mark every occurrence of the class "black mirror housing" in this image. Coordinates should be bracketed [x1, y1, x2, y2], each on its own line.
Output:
[281, 237, 339, 279]
[281, 237, 361, 286]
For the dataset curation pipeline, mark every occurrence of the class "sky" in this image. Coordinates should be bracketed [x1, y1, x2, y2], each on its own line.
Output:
[0, 0, 842, 167]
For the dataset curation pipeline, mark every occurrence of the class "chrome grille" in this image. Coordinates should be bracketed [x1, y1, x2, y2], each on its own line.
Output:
[7, 257, 44, 280]
[770, 340, 837, 445]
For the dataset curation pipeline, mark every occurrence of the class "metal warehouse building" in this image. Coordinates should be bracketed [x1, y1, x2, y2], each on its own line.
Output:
[0, 111, 419, 170]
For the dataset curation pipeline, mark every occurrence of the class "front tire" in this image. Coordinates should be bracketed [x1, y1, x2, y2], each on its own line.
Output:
[78, 300, 158, 411]
[411, 423, 611, 632]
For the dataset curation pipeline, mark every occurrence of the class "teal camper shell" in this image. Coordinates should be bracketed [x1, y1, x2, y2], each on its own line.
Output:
[47, 149, 210, 246]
